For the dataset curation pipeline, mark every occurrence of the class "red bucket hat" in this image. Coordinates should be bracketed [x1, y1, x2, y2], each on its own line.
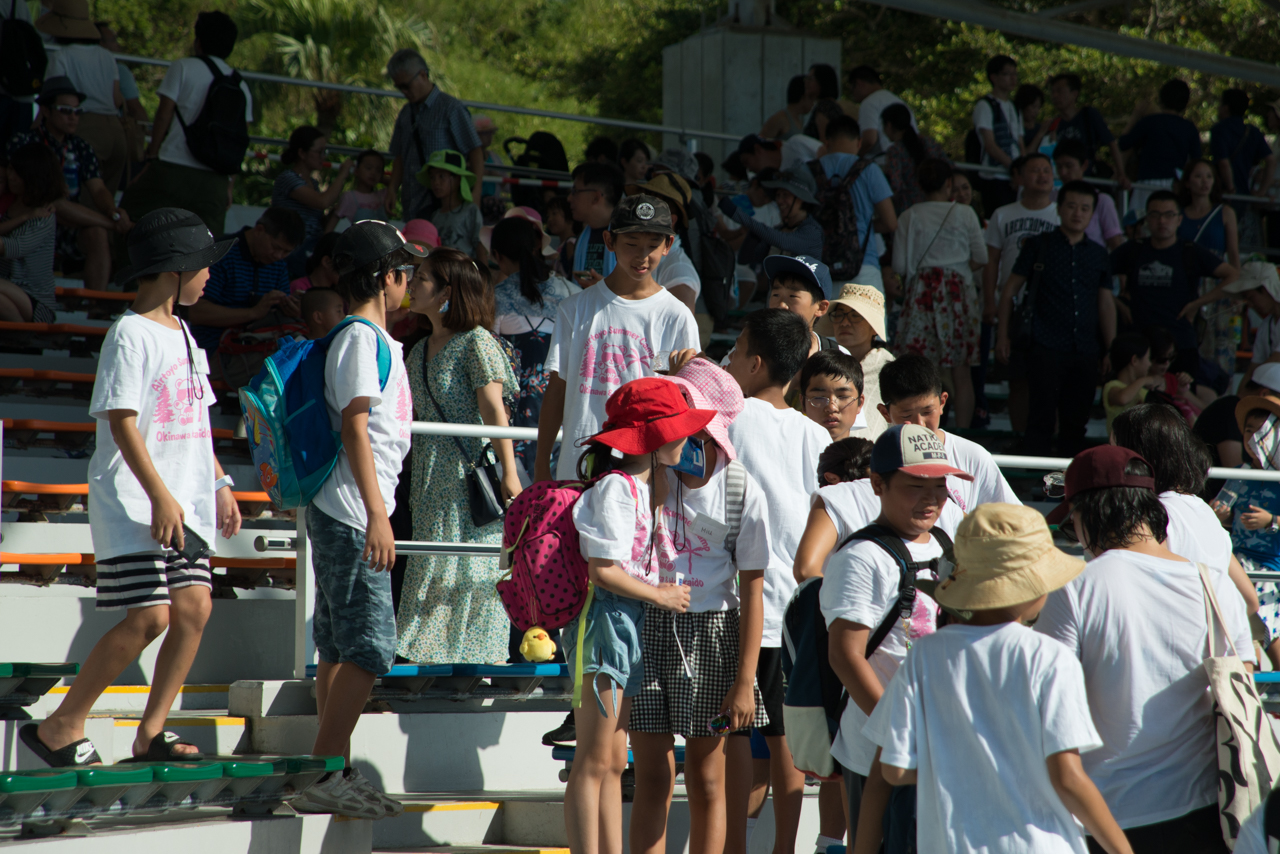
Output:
[588, 377, 716, 456]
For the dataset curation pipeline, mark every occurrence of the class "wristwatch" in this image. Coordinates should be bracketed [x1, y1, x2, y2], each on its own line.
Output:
[214, 475, 235, 492]
[1270, 514, 1279, 533]
[110, 211, 122, 222]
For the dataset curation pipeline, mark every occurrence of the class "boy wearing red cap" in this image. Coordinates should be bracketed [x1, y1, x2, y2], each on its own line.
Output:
[822, 424, 973, 854]
[628, 358, 771, 854]
[1037, 445, 1254, 853]
[563, 377, 705, 854]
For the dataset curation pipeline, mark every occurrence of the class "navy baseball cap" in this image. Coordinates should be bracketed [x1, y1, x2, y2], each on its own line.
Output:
[764, 254, 833, 301]
[871, 425, 974, 480]
[737, 133, 773, 155]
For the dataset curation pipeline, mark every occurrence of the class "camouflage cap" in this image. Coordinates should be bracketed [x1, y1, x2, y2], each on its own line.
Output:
[609, 194, 676, 236]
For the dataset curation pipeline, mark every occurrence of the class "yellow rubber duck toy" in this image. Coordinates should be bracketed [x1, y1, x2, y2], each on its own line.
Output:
[519, 626, 556, 662]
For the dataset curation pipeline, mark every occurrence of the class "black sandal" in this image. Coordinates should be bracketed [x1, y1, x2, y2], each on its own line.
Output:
[19, 723, 101, 767]
[120, 731, 204, 763]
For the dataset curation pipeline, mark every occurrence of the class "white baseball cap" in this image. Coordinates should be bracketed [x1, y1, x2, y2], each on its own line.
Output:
[1253, 363, 1280, 394]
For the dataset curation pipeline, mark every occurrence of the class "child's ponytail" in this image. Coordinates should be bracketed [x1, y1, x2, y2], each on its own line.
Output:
[576, 441, 618, 481]
[490, 217, 551, 307]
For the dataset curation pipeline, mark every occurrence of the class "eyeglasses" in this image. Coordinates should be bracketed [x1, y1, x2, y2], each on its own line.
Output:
[568, 186, 599, 196]
[828, 308, 866, 325]
[53, 106, 83, 116]
[393, 264, 415, 277]
[806, 394, 862, 411]
[393, 70, 422, 91]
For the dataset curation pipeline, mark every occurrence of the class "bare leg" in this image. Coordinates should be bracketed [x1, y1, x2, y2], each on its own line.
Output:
[629, 731, 676, 854]
[311, 662, 375, 759]
[851, 760, 892, 854]
[564, 675, 631, 854]
[724, 736, 754, 854]
[38, 604, 170, 754]
[77, 225, 110, 291]
[684, 737, 729, 854]
[748, 756, 770, 818]
[1268, 636, 1280, 672]
[132, 585, 210, 756]
[947, 366, 976, 429]
[764, 735, 805, 854]
[0, 279, 34, 321]
[818, 780, 847, 843]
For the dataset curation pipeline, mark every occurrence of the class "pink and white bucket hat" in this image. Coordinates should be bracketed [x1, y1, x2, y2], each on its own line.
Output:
[667, 357, 744, 460]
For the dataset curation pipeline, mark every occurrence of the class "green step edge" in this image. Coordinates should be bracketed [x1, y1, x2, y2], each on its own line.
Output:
[0, 770, 78, 793]
[75, 766, 154, 786]
[220, 761, 276, 779]
[0, 662, 80, 679]
[128, 761, 224, 783]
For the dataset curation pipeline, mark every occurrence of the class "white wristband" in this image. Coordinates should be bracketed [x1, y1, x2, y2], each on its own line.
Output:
[214, 475, 235, 492]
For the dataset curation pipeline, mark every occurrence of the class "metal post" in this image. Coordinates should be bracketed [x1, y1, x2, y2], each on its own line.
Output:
[293, 507, 312, 680]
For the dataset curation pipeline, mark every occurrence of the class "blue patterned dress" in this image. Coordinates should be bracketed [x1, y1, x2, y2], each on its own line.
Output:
[492, 273, 580, 476]
[1221, 472, 1280, 642]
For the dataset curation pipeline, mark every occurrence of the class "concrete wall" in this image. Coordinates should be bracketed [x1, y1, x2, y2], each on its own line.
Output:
[663, 26, 841, 177]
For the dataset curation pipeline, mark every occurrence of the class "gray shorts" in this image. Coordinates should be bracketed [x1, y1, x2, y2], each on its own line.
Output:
[564, 587, 645, 718]
[307, 504, 397, 676]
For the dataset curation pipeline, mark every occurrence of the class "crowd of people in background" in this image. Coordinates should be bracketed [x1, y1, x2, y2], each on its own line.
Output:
[14, 5, 1280, 852]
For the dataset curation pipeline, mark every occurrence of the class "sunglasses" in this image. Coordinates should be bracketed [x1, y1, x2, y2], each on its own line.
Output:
[393, 71, 422, 91]
[53, 105, 84, 116]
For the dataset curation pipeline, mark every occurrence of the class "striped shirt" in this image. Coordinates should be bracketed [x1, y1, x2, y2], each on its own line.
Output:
[389, 86, 481, 219]
[0, 213, 56, 320]
[193, 228, 292, 349]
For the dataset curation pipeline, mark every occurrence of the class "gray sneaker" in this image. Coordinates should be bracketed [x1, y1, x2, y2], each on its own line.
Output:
[345, 767, 405, 818]
[291, 771, 383, 819]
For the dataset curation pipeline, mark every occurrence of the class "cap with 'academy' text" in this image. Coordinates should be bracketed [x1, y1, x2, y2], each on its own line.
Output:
[871, 424, 974, 481]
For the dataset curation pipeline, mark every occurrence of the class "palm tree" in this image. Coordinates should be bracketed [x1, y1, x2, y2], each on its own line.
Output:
[238, 0, 434, 137]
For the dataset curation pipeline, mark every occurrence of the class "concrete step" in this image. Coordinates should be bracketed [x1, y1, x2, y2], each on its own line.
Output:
[365, 797, 502, 849]
[0, 807, 371, 853]
[29, 683, 232, 718]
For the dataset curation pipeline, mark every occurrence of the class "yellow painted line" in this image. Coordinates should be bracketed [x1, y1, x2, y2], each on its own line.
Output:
[114, 716, 245, 728]
[402, 800, 502, 813]
[49, 684, 230, 695]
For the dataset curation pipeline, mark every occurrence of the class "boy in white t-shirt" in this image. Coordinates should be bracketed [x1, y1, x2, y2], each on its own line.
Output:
[535, 195, 701, 482]
[291, 221, 421, 819]
[1037, 445, 1255, 850]
[876, 353, 1019, 513]
[629, 358, 772, 854]
[24, 209, 240, 769]
[821, 423, 972, 854]
[866, 503, 1134, 854]
[724, 308, 832, 854]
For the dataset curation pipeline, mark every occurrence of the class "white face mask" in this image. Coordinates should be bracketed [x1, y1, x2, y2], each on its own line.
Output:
[1248, 413, 1280, 471]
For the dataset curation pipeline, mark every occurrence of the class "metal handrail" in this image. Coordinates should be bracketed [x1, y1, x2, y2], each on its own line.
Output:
[115, 53, 741, 142]
[951, 161, 1270, 207]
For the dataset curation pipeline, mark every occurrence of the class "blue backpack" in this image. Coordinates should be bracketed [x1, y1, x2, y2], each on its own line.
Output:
[238, 317, 392, 509]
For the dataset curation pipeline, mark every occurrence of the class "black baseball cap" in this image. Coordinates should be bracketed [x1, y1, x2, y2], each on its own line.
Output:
[609, 195, 675, 236]
[737, 134, 774, 156]
[37, 76, 85, 106]
[116, 208, 234, 285]
[333, 220, 428, 274]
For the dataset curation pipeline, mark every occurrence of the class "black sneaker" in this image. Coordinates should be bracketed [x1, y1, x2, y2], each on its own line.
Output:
[542, 712, 576, 746]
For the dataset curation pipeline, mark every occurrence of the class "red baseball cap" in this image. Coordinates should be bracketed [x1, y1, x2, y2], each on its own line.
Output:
[1045, 445, 1156, 524]
[588, 377, 716, 456]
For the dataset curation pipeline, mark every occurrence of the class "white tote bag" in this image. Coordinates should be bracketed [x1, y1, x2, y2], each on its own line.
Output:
[1199, 563, 1280, 849]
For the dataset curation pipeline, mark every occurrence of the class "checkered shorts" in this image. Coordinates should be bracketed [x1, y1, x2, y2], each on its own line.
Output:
[629, 605, 769, 738]
[95, 551, 212, 611]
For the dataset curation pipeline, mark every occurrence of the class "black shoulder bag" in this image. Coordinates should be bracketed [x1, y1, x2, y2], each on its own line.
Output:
[1010, 233, 1049, 352]
[421, 346, 506, 528]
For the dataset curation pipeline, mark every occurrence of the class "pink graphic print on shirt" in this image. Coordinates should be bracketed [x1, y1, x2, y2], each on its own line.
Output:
[907, 588, 940, 641]
[578, 327, 656, 397]
[655, 505, 711, 587]
[394, 373, 412, 439]
[151, 358, 209, 443]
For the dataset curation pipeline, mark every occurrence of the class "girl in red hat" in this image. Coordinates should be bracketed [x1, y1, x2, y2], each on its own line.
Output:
[564, 375, 713, 854]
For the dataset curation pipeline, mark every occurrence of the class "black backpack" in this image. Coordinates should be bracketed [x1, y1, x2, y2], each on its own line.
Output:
[503, 132, 569, 212]
[682, 193, 736, 327]
[175, 56, 250, 176]
[0, 0, 46, 99]
[806, 158, 874, 281]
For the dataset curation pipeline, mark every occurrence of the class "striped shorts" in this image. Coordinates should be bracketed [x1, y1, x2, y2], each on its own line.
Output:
[95, 551, 212, 611]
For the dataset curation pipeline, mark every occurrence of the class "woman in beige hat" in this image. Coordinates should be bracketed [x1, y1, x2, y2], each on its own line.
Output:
[865, 503, 1133, 854]
[39, 0, 128, 195]
[826, 282, 894, 439]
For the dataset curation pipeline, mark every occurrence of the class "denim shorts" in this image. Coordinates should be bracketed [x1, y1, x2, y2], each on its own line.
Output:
[307, 504, 397, 676]
[563, 587, 645, 718]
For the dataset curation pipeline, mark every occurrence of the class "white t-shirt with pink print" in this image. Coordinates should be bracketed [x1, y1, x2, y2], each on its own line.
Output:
[312, 320, 411, 532]
[89, 312, 218, 561]
[819, 533, 944, 776]
[572, 471, 661, 587]
[547, 282, 700, 480]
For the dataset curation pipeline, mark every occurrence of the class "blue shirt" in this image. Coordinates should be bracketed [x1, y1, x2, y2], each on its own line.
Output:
[1118, 114, 1201, 182]
[817, 153, 893, 269]
[1012, 229, 1112, 354]
[1210, 116, 1272, 197]
[1223, 474, 1280, 572]
[193, 228, 293, 349]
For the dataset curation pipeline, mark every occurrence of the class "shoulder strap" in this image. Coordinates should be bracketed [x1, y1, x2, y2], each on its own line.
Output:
[723, 459, 746, 560]
[1193, 205, 1222, 243]
[196, 55, 224, 82]
[1197, 561, 1240, 660]
[1023, 233, 1049, 318]
[839, 524, 950, 658]
[915, 202, 956, 274]
[983, 94, 1006, 127]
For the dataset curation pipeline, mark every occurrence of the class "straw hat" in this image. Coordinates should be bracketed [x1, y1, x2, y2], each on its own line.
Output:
[828, 282, 887, 342]
[667, 358, 744, 460]
[36, 0, 100, 41]
[932, 504, 1084, 611]
[1236, 394, 1280, 438]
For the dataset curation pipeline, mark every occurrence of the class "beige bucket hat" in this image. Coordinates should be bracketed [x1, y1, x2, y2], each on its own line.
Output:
[932, 503, 1084, 611]
[827, 282, 887, 342]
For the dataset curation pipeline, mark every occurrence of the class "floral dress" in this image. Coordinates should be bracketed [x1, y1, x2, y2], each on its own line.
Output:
[397, 326, 518, 664]
[492, 272, 580, 476]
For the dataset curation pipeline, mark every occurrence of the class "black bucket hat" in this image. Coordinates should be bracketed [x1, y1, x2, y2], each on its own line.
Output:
[115, 208, 235, 286]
